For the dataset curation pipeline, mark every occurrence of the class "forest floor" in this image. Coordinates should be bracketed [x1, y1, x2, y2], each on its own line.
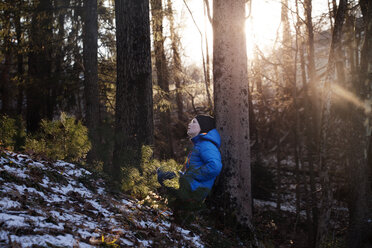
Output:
[0, 149, 349, 247]
[251, 155, 349, 248]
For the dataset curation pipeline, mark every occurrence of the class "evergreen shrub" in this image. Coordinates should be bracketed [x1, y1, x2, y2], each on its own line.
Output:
[25, 113, 91, 162]
[121, 145, 183, 200]
[121, 146, 160, 199]
[0, 115, 26, 150]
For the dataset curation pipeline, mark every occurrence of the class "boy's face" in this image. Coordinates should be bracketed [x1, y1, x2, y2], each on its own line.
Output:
[187, 118, 201, 138]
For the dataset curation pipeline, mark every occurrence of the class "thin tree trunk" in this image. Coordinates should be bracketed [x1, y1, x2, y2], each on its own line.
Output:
[72, 0, 83, 119]
[15, 1, 24, 116]
[304, 1, 319, 245]
[54, 0, 69, 116]
[294, 2, 302, 222]
[151, 0, 174, 158]
[182, 0, 213, 111]
[276, 140, 282, 213]
[167, 0, 184, 122]
[1, 6, 12, 115]
[281, 0, 293, 93]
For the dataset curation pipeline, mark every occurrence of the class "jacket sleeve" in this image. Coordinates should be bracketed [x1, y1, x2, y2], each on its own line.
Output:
[189, 145, 222, 182]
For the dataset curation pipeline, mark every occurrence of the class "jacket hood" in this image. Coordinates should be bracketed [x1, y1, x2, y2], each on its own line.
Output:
[192, 128, 221, 148]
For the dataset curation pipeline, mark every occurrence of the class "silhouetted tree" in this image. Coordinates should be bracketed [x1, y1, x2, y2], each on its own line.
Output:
[112, 0, 154, 184]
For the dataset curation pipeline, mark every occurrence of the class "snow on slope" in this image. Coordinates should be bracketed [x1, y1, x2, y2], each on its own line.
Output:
[0, 150, 204, 247]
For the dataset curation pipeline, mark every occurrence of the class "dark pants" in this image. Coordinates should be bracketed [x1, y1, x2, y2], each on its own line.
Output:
[157, 168, 207, 211]
[157, 168, 177, 187]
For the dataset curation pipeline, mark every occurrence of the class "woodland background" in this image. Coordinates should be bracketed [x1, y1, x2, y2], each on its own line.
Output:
[0, 0, 371, 247]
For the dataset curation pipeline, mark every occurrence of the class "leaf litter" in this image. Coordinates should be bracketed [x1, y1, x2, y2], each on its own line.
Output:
[0, 150, 204, 247]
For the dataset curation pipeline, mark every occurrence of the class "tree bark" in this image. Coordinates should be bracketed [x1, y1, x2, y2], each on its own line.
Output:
[113, 0, 154, 184]
[204, 0, 212, 112]
[27, 0, 53, 132]
[303, 0, 319, 245]
[1, 3, 12, 115]
[83, 0, 101, 165]
[213, 0, 252, 228]
[294, 1, 302, 221]
[347, 1, 372, 247]
[276, 140, 282, 213]
[316, 0, 347, 247]
[15, 0, 24, 116]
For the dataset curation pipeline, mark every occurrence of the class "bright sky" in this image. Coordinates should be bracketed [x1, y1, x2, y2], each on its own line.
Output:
[177, 0, 333, 66]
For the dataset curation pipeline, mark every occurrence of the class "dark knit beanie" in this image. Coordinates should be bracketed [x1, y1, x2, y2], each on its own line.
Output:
[195, 115, 215, 134]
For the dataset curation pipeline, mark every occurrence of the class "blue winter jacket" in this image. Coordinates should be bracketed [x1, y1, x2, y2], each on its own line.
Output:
[184, 129, 222, 192]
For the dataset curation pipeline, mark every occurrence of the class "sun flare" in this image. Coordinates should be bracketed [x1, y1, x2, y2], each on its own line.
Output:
[245, 0, 282, 58]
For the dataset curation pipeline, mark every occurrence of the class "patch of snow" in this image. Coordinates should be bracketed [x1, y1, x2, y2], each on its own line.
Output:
[51, 210, 97, 230]
[75, 241, 95, 248]
[47, 193, 67, 203]
[122, 199, 135, 207]
[161, 220, 171, 228]
[29, 161, 45, 169]
[254, 199, 299, 214]
[2, 165, 29, 179]
[0, 197, 21, 209]
[177, 227, 204, 248]
[120, 238, 134, 246]
[86, 199, 113, 217]
[138, 239, 153, 247]
[39, 177, 50, 188]
[0, 230, 9, 241]
[0, 213, 30, 228]
[76, 229, 93, 239]
[138, 220, 158, 230]
[0, 157, 8, 164]
[7, 157, 24, 166]
[74, 185, 93, 198]
[97, 187, 105, 195]
[7, 183, 48, 199]
[254, 199, 277, 208]
[55, 161, 75, 169]
[52, 184, 73, 195]
[65, 167, 92, 177]
[9, 234, 92, 248]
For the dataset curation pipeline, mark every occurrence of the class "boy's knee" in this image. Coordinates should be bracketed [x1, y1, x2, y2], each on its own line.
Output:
[157, 168, 176, 186]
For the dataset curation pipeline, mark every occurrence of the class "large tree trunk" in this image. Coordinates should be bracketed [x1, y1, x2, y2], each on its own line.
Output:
[151, 0, 174, 159]
[347, 1, 372, 247]
[316, 0, 347, 247]
[113, 0, 153, 184]
[27, 0, 53, 132]
[213, 0, 252, 228]
[83, 0, 101, 165]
